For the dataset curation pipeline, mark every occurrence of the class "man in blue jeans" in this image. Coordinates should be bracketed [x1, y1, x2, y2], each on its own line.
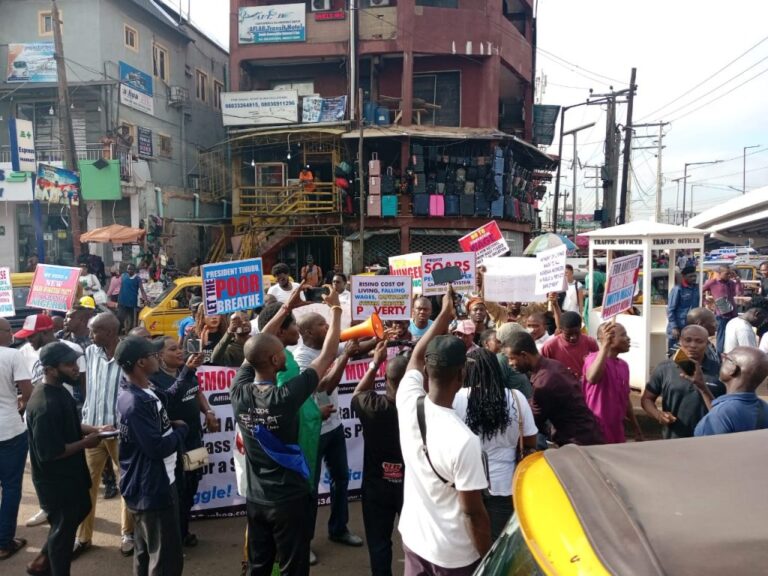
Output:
[0, 318, 33, 560]
[117, 264, 148, 334]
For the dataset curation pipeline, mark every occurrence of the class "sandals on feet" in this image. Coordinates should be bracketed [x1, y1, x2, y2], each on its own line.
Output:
[0, 538, 27, 560]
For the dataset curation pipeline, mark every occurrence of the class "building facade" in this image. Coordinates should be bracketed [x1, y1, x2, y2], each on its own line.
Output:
[202, 0, 555, 278]
[0, 0, 228, 272]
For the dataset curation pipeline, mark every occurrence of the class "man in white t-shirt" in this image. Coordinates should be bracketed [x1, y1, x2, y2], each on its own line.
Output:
[526, 312, 553, 352]
[723, 306, 767, 353]
[331, 273, 351, 308]
[267, 263, 306, 305]
[397, 288, 491, 575]
[561, 264, 584, 314]
[0, 317, 33, 558]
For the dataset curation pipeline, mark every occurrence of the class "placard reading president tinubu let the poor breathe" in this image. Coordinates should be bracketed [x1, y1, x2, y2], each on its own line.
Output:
[351, 275, 412, 321]
[201, 258, 264, 316]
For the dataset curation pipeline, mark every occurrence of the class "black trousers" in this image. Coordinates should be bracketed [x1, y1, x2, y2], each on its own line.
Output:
[362, 483, 403, 576]
[483, 494, 514, 543]
[175, 464, 201, 539]
[246, 495, 312, 576]
[41, 491, 91, 576]
[131, 485, 183, 576]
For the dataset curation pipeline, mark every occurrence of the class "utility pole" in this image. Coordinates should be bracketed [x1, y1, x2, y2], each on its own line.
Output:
[584, 164, 602, 219]
[602, 97, 617, 227]
[633, 121, 669, 221]
[618, 67, 637, 224]
[357, 88, 365, 270]
[672, 176, 684, 224]
[52, 0, 82, 259]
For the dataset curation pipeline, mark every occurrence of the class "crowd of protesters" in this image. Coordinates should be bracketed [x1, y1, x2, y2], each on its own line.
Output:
[1, 255, 768, 576]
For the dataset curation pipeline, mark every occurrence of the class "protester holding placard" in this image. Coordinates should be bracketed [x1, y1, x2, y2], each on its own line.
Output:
[352, 341, 407, 576]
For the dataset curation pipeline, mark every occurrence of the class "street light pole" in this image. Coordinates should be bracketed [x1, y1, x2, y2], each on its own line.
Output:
[682, 160, 721, 226]
[563, 122, 595, 240]
[743, 145, 759, 194]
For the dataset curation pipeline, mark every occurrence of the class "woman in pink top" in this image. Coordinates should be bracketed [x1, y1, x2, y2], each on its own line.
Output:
[582, 322, 644, 443]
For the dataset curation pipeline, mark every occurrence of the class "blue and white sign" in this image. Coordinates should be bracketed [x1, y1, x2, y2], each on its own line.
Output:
[6, 43, 56, 83]
[0, 163, 35, 202]
[238, 3, 306, 44]
[201, 258, 264, 316]
[8, 118, 36, 173]
[119, 61, 154, 116]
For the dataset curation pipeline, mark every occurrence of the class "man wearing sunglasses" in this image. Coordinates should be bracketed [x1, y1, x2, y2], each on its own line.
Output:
[695, 347, 768, 436]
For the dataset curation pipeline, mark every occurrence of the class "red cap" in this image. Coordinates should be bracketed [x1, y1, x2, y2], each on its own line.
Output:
[14, 314, 55, 339]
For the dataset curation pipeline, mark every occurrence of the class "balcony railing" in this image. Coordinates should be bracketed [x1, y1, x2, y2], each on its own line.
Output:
[238, 182, 340, 216]
[0, 143, 132, 181]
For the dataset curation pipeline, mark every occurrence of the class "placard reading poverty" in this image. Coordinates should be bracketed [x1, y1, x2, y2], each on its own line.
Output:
[535, 245, 568, 294]
[421, 252, 476, 296]
[389, 252, 423, 293]
[458, 221, 510, 263]
[351, 275, 412, 321]
[602, 253, 642, 319]
[0, 267, 15, 317]
[26, 264, 80, 312]
[201, 258, 264, 316]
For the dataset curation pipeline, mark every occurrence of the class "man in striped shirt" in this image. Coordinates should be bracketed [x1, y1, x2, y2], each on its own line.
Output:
[74, 313, 135, 558]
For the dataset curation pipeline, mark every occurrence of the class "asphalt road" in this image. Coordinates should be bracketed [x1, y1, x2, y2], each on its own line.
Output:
[6, 463, 404, 576]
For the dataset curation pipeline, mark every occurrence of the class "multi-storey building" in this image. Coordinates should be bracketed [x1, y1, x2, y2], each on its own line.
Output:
[203, 0, 555, 275]
[0, 0, 228, 271]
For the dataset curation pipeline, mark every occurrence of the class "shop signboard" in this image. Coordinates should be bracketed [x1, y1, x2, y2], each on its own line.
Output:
[0, 163, 35, 202]
[34, 164, 80, 205]
[302, 96, 348, 123]
[119, 61, 154, 116]
[220, 90, 298, 126]
[238, 4, 306, 44]
[6, 43, 56, 83]
[137, 126, 153, 157]
[8, 118, 36, 173]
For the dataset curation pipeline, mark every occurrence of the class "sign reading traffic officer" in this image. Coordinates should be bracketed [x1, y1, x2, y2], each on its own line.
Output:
[201, 258, 264, 316]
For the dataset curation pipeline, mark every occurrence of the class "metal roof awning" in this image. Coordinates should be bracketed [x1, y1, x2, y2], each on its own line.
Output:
[341, 125, 511, 141]
[344, 229, 399, 241]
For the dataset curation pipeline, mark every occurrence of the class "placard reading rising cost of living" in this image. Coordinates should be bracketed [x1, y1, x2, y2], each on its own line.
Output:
[201, 258, 264, 316]
[351, 275, 412, 321]
[421, 252, 476, 296]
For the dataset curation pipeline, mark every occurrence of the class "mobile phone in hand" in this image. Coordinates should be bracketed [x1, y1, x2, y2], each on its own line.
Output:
[672, 347, 696, 377]
[186, 338, 202, 354]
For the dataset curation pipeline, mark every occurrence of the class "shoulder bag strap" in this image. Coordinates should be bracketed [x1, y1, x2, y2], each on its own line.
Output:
[512, 390, 525, 463]
[416, 395, 454, 487]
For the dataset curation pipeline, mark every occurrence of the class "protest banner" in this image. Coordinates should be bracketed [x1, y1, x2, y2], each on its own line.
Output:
[26, 264, 80, 312]
[602, 253, 642, 319]
[421, 252, 476, 296]
[351, 275, 411, 321]
[389, 252, 423, 293]
[201, 258, 264, 316]
[535, 245, 568, 295]
[458, 221, 510, 264]
[0, 267, 15, 317]
[483, 257, 544, 303]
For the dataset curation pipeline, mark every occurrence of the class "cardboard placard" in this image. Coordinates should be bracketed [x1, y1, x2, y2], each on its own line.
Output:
[458, 221, 510, 263]
[0, 267, 15, 317]
[351, 275, 412, 321]
[389, 252, 423, 294]
[26, 264, 80, 312]
[421, 252, 476, 296]
[602, 253, 642, 319]
[535, 245, 568, 295]
[201, 258, 264, 316]
[482, 257, 544, 303]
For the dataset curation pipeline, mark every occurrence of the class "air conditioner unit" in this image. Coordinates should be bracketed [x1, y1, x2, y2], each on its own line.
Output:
[368, 0, 391, 6]
[310, 0, 331, 11]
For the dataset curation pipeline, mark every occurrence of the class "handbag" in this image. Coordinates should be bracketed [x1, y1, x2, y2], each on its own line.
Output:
[182, 447, 209, 472]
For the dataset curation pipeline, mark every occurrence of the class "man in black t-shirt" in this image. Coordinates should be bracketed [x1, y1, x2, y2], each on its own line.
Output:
[231, 293, 343, 576]
[351, 342, 408, 576]
[25, 343, 106, 576]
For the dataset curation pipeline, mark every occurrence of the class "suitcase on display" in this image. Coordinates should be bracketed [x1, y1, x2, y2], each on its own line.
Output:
[369, 153, 381, 176]
[504, 196, 516, 219]
[475, 195, 490, 216]
[444, 194, 460, 216]
[381, 167, 395, 194]
[429, 195, 445, 217]
[491, 196, 504, 218]
[412, 155, 425, 172]
[367, 195, 381, 217]
[381, 195, 398, 217]
[460, 195, 475, 216]
[369, 175, 381, 195]
[413, 194, 430, 216]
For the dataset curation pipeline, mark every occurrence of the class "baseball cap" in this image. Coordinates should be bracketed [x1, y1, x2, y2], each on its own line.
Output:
[189, 296, 203, 311]
[496, 321, 525, 348]
[681, 265, 696, 275]
[14, 314, 54, 339]
[39, 341, 81, 367]
[114, 336, 164, 370]
[79, 296, 96, 309]
[451, 319, 476, 336]
[425, 335, 467, 368]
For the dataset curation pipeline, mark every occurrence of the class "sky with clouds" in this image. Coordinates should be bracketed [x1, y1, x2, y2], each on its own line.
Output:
[166, 0, 768, 222]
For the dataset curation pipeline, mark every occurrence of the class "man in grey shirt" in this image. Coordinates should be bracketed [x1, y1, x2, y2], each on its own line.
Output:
[292, 313, 364, 559]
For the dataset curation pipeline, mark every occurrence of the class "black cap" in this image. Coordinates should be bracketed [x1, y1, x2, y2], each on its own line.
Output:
[114, 336, 164, 369]
[682, 265, 696, 275]
[39, 341, 81, 368]
[189, 296, 203, 311]
[425, 335, 467, 368]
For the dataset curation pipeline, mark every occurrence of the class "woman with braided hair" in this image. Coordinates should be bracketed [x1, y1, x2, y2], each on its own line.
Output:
[453, 347, 538, 540]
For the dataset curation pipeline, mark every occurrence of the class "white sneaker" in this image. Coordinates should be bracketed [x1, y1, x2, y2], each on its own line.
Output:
[26, 509, 48, 527]
[309, 549, 318, 566]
